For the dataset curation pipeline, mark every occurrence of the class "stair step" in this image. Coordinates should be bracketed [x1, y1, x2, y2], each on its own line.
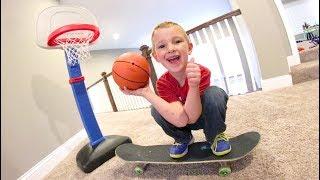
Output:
[299, 46, 319, 63]
[290, 60, 319, 84]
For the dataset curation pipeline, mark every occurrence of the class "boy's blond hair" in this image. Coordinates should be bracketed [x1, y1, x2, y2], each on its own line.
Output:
[151, 21, 190, 52]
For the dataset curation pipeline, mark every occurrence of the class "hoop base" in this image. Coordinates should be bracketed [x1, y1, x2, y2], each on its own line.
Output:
[76, 135, 132, 173]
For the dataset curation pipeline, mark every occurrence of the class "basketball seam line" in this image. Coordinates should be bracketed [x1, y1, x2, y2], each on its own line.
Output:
[112, 70, 149, 84]
[114, 60, 150, 76]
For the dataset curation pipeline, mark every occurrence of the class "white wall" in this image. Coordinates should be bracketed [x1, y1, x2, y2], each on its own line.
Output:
[229, 0, 292, 82]
[283, 0, 319, 34]
[1, 0, 83, 179]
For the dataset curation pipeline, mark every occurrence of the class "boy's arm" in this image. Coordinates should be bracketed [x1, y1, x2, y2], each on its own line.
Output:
[183, 59, 203, 124]
[184, 86, 202, 124]
[143, 91, 189, 127]
[121, 85, 189, 127]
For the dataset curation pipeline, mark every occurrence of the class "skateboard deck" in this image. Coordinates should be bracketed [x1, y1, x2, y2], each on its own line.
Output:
[115, 131, 260, 176]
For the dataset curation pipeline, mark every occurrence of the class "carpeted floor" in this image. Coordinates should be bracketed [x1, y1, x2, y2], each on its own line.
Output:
[45, 79, 319, 179]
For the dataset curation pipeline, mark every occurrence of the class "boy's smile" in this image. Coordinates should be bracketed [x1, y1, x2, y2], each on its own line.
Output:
[166, 54, 180, 64]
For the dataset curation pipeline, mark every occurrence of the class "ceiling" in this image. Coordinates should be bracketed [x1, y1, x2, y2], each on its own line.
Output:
[59, 0, 232, 50]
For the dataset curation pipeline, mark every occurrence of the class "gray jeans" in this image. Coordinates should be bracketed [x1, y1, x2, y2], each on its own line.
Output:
[151, 86, 228, 144]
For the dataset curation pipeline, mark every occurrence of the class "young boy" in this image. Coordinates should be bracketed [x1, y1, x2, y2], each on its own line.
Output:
[121, 21, 231, 158]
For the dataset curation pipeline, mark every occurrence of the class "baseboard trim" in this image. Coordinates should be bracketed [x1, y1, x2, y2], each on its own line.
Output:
[261, 74, 293, 91]
[18, 129, 87, 180]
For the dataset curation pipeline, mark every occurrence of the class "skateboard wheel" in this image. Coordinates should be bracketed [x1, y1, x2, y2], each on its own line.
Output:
[218, 166, 231, 176]
[134, 166, 144, 175]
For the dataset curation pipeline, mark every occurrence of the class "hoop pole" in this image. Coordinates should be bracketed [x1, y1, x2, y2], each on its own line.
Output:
[64, 51, 105, 148]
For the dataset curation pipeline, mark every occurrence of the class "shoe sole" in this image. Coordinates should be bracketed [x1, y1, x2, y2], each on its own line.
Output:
[170, 149, 188, 159]
[169, 136, 195, 159]
[212, 147, 232, 156]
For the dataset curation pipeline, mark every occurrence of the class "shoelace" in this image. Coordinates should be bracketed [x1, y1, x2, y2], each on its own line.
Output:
[213, 133, 229, 146]
[172, 142, 183, 147]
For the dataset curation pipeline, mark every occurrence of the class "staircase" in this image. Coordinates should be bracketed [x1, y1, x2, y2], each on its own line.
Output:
[290, 43, 319, 84]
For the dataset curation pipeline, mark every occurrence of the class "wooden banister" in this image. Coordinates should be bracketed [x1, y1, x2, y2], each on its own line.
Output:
[101, 72, 118, 112]
[86, 72, 112, 90]
[140, 45, 158, 95]
[186, 9, 241, 34]
[86, 78, 103, 90]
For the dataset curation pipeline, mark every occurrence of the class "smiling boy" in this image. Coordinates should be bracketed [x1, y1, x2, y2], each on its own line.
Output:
[122, 21, 231, 158]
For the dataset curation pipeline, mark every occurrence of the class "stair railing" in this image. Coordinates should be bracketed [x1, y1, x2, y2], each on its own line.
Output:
[87, 9, 262, 112]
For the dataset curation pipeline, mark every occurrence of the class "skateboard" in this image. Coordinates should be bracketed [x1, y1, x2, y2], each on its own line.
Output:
[115, 131, 260, 176]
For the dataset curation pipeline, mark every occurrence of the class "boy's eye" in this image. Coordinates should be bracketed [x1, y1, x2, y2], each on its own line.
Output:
[157, 44, 165, 49]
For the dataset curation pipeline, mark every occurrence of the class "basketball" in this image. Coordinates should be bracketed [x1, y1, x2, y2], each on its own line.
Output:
[112, 52, 150, 90]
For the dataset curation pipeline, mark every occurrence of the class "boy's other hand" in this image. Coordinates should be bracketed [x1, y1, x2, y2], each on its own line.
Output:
[120, 83, 151, 97]
[186, 57, 201, 88]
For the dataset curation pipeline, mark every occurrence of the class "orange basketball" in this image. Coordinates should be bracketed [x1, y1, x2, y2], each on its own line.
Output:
[112, 52, 150, 90]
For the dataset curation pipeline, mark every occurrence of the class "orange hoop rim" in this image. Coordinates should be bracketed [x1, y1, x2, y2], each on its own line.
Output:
[47, 24, 100, 46]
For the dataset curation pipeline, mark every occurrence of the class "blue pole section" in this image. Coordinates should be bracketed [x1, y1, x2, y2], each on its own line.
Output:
[65, 54, 105, 148]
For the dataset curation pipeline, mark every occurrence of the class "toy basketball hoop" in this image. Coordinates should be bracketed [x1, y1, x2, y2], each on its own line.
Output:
[36, 5, 132, 173]
[36, 5, 100, 65]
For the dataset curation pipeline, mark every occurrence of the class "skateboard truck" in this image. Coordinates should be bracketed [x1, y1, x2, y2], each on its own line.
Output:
[134, 164, 150, 175]
[218, 162, 232, 176]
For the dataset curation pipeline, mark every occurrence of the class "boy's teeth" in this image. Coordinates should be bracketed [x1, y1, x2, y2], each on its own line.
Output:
[167, 56, 179, 62]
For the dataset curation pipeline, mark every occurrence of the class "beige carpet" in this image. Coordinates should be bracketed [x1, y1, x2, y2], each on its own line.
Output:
[291, 60, 319, 84]
[45, 79, 319, 179]
[290, 43, 318, 85]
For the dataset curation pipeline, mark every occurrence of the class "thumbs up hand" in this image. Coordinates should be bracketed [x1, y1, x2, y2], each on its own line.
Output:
[186, 56, 201, 88]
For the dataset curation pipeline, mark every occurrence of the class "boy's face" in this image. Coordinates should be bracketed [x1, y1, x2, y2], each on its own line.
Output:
[152, 26, 193, 74]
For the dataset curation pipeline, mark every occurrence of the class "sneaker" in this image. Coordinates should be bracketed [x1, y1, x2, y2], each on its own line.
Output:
[169, 135, 194, 158]
[211, 132, 231, 156]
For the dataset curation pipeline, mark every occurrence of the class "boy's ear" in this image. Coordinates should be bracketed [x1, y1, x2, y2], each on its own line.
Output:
[188, 42, 193, 55]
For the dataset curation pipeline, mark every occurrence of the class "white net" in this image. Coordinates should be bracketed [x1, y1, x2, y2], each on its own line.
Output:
[54, 30, 94, 66]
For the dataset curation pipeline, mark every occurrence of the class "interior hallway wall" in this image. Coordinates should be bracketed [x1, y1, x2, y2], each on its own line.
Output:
[1, 0, 83, 179]
[229, 0, 292, 80]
